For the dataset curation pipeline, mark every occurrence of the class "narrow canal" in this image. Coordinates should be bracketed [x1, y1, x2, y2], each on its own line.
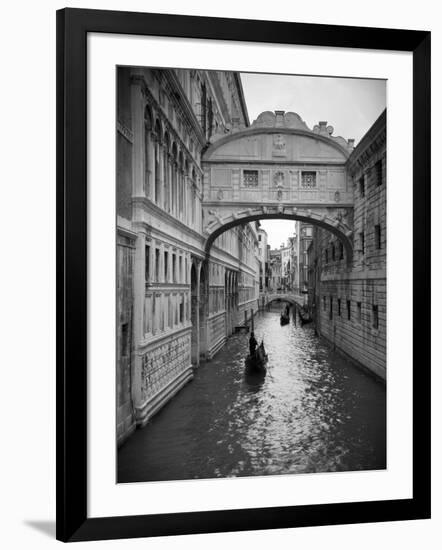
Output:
[118, 309, 386, 483]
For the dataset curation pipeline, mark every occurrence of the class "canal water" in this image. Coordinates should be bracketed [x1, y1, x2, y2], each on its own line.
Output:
[118, 309, 386, 483]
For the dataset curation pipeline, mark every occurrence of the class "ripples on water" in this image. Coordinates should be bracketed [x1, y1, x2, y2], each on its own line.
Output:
[118, 310, 386, 482]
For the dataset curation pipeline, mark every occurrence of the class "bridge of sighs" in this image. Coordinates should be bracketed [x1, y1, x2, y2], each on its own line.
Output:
[201, 110, 356, 261]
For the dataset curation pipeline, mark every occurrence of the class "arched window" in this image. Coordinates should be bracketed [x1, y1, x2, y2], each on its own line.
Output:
[171, 142, 178, 215]
[143, 106, 153, 197]
[191, 167, 197, 226]
[163, 132, 170, 212]
[154, 119, 162, 205]
[178, 150, 184, 218]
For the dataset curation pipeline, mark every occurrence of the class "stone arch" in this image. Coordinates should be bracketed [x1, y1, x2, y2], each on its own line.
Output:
[154, 118, 162, 142]
[144, 104, 153, 129]
[267, 296, 299, 307]
[204, 210, 353, 265]
[151, 119, 162, 203]
[163, 131, 171, 211]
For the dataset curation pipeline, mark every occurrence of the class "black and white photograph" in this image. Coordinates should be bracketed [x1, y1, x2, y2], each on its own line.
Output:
[116, 67, 387, 483]
[1, 0, 436, 546]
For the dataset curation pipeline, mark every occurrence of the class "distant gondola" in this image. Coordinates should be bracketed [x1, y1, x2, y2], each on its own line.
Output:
[298, 308, 313, 325]
[280, 313, 290, 325]
[245, 341, 268, 373]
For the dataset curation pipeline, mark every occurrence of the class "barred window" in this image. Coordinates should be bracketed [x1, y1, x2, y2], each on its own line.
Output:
[339, 241, 344, 260]
[359, 232, 365, 255]
[376, 159, 384, 186]
[372, 304, 379, 329]
[375, 225, 382, 249]
[301, 171, 317, 188]
[359, 175, 365, 197]
[243, 170, 259, 187]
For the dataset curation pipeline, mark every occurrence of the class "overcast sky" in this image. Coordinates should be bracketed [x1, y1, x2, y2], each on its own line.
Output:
[239, 72, 386, 249]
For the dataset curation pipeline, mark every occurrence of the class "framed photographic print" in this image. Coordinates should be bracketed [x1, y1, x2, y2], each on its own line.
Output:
[56, 8, 431, 542]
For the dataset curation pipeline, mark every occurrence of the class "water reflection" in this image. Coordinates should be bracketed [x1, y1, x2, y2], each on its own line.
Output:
[118, 310, 386, 483]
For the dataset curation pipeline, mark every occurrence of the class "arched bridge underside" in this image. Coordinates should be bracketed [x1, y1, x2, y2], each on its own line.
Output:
[203, 209, 353, 262]
[264, 294, 304, 307]
[201, 110, 356, 263]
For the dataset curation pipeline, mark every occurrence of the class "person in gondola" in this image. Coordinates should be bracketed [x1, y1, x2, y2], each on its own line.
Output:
[249, 331, 258, 358]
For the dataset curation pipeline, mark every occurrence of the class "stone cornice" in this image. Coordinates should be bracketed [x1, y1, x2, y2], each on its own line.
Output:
[132, 196, 204, 239]
[117, 225, 137, 240]
[204, 127, 350, 160]
[203, 201, 354, 209]
[347, 110, 386, 171]
[203, 159, 347, 166]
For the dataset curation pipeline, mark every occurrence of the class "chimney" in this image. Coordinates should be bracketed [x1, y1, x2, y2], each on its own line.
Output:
[348, 138, 355, 148]
[275, 110, 285, 127]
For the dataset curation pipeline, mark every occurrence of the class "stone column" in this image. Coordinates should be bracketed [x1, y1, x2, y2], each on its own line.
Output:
[145, 130, 155, 200]
[157, 142, 165, 209]
[130, 80, 145, 198]
[154, 140, 162, 207]
[184, 174, 189, 225]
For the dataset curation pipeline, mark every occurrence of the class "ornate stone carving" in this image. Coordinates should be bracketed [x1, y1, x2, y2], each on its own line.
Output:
[117, 120, 134, 143]
[272, 134, 286, 157]
[273, 171, 285, 186]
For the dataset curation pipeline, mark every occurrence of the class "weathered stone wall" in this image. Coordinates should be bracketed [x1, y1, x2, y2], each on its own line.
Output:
[116, 230, 136, 445]
[317, 276, 386, 379]
[312, 111, 386, 380]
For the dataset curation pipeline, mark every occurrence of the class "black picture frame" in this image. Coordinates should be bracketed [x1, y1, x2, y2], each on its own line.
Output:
[56, 7, 431, 542]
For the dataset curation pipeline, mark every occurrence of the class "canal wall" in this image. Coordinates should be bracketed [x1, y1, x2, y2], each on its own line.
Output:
[316, 276, 386, 381]
[310, 112, 386, 381]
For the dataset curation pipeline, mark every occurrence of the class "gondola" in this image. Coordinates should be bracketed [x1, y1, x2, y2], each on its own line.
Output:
[280, 304, 290, 325]
[298, 308, 312, 325]
[245, 341, 268, 374]
[280, 313, 290, 325]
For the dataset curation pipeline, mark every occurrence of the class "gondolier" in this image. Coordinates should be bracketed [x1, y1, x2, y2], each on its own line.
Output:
[249, 331, 258, 357]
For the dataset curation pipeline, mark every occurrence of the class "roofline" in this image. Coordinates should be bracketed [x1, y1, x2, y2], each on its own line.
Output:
[234, 73, 250, 127]
[348, 109, 386, 165]
[204, 126, 350, 160]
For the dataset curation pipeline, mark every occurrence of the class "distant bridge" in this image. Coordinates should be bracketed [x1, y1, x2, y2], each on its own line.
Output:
[259, 291, 307, 309]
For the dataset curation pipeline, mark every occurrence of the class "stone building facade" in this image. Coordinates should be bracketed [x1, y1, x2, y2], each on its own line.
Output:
[257, 227, 270, 292]
[116, 67, 259, 445]
[308, 110, 386, 380]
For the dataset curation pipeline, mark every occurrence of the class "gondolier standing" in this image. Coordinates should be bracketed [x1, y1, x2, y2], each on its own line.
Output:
[249, 331, 258, 357]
